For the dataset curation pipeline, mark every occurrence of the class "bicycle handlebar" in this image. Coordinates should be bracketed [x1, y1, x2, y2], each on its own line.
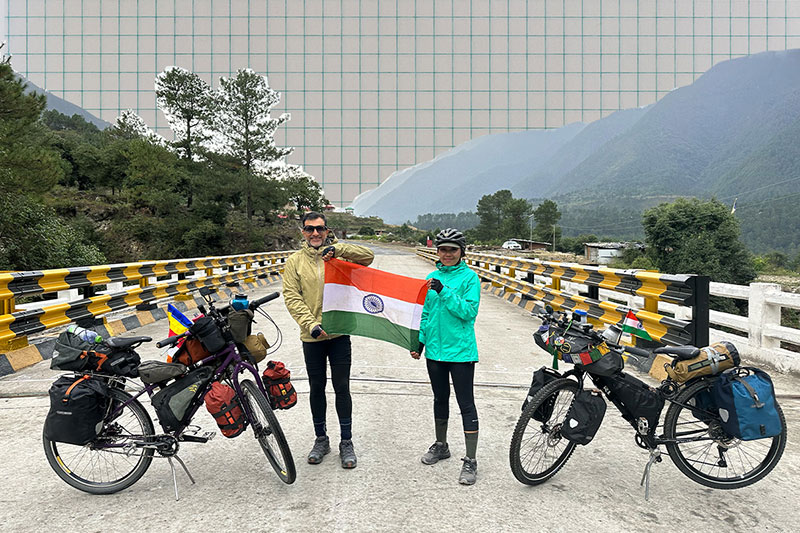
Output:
[622, 345, 651, 357]
[156, 332, 188, 348]
[249, 291, 280, 310]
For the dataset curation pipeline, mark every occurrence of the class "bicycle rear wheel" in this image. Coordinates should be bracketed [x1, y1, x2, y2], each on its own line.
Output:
[664, 379, 786, 490]
[509, 378, 579, 485]
[43, 387, 155, 495]
[240, 379, 296, 484]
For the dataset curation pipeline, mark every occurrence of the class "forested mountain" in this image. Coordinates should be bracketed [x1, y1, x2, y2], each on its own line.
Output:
[353, 49, 800, 254]
[23, 77, 110, 129]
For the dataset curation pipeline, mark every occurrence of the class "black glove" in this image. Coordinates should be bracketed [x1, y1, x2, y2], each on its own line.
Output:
[321, 246, 336, 258]
[429, 278, 443, 293]
[417, 342, 425, 354]
[310, 325, 323, 339]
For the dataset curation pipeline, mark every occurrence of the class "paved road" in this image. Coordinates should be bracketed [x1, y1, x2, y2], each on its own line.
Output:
[2, 245, 799, 532]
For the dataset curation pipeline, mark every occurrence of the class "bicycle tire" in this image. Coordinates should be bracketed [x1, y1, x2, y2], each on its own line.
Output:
[663, 378, 786, 490]
[43, 387, 155, 495]
[240, 379, 296, 484]
[509, 378, 579, 485]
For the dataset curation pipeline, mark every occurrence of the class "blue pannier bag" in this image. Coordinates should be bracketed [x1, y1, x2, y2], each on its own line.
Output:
[712, 367, 782, 441]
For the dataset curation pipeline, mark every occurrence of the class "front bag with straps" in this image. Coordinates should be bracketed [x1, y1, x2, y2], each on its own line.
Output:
[262, 360, 297, 410]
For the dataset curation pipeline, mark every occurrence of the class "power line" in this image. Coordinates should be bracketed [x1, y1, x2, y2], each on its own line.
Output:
[717, 176, 800, 201]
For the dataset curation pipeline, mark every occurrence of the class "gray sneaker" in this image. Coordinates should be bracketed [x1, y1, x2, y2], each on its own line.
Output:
[339, 439, 357, 469]
[421, 442, 451, 465]
[307, 436, 330, 464]
[458, 457, 477, 485]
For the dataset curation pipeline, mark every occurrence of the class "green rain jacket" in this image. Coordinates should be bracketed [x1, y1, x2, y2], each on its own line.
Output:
[419, 260, 480, 362]
[282, 237, 374, 343]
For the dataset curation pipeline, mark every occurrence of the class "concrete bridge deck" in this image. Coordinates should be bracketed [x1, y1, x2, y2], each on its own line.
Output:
[1, 244, 798, 532]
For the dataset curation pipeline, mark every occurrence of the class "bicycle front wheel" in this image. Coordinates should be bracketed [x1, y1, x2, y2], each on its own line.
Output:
[240, 379, 296, 484]
[664, 379, 786, 490]
[43, 387, 155, 495]
[509, 378, 579, 485]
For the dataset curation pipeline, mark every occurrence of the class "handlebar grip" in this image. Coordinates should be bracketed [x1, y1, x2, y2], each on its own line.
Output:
[249, 291, 280, 310]
[624, 345, 651, 357]
[156, 333, 186, 348]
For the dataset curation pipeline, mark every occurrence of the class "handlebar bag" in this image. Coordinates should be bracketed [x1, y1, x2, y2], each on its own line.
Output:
[597, 373, 664, 436]
[151, 366, 214, 432]
[522, 366, 561, 422]
[711, 367, 782, 441]
[204, 382, 245, 438]
[560, 390, 606, 445]
[262, 360, 297, 410]
[242, 333, 270, 363]
[173, 338, 212, 366]
[44, 375, 108, 445]
[227, 309, 254, 344]
[665, 341, 740, 383]
[190, 316, 227, 353]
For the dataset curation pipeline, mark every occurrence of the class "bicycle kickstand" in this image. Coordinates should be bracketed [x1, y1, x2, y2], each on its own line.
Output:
[639, 449, 662, 501]
[167, 454, 196, 501]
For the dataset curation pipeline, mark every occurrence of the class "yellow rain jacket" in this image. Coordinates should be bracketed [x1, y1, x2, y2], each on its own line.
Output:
[282, 238, 374, 342]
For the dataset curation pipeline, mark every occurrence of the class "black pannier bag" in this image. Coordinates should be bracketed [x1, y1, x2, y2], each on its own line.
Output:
[599, 373, 665, 436]
[190, 316, 227, 353]
[522, 366, 562, 422]
[151, 366, 214, 432]
[50, 330, 94, 371]
[44, 375, 109, 445]
[560, 390, 606, 445]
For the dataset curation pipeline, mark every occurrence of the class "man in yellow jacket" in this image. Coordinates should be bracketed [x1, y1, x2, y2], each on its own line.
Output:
[283, 211, 374, 468]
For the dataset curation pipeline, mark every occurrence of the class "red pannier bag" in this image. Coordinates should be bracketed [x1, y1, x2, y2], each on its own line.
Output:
[204, 382, 245, 438]
[262, 360, 297, 410]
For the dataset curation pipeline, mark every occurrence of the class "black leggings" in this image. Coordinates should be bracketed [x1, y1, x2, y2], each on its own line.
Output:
[426, 358, 478, 432]
[303, 335, 352, 433]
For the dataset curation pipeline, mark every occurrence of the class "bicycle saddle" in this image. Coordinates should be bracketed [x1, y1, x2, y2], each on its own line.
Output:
[653, 345, 700, 360]
[105, 335, 152, 348]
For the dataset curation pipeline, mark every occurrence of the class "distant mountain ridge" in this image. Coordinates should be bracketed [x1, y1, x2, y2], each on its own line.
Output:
[22, 77, 110, 129]
[351, 49, 800, 254]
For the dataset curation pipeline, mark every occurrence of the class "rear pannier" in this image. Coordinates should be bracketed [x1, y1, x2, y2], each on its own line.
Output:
[43, 375, 108, 445]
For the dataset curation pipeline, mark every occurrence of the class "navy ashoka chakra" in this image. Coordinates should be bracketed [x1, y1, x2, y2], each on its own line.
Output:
[362, 294, 385, 314]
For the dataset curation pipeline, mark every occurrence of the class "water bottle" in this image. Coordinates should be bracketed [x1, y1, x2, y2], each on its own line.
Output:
[573, 309, 588, 326]
[67, 325, 103, 344]
[231, 294, 249, 311]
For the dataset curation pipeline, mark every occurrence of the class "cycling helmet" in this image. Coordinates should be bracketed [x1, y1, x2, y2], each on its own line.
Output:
[434, 228, 467, 253]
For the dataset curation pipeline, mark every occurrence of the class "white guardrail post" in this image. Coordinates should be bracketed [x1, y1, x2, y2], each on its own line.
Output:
[748, 283, 782, 353]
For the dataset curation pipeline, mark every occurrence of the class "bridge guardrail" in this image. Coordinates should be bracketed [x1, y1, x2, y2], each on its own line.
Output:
[0, 252, 292, 347]
[416, 247, 709, 347]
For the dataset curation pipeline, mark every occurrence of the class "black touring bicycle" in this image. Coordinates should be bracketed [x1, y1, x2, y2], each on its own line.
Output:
[509, 306, 786, 499]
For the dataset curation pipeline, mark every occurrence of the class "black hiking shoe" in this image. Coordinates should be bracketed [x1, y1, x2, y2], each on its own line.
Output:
[458, 457, 478, 485]
[421, 442, 451, 465]
[307, 436, 330, 464]
[339, 439, 357, 469]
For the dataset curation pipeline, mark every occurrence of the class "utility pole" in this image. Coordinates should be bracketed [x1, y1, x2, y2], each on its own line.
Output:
[552, 224, 556, 252]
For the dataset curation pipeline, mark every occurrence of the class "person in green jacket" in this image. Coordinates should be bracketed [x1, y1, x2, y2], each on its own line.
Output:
[283, 211, 374, 469]
[410, 228, 481, 485]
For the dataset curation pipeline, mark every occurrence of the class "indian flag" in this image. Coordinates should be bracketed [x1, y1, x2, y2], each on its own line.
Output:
[621, 310, 653, 341]
[321, 258, 428, 350]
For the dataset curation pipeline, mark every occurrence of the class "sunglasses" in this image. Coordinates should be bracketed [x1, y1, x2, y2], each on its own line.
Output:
[303, 225, 328, 233]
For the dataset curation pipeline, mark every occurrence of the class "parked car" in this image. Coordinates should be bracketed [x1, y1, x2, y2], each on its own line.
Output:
[502, 240, 522, 250]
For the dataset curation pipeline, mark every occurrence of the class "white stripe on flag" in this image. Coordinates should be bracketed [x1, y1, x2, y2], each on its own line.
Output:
[323, 283, 423, 330]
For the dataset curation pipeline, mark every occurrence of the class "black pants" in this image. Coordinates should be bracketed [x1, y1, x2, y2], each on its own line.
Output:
[426, 358, 478, 432]
[303, 335, 352, 436]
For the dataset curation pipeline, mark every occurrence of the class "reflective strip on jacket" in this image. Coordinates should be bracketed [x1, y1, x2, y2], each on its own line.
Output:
[419, 260, 480, 363]
[282, 238, 374, 343]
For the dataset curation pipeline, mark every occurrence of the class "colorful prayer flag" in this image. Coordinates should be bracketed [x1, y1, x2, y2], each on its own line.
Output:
[167, 303, 193, 336]
[321, 258, 428, 350]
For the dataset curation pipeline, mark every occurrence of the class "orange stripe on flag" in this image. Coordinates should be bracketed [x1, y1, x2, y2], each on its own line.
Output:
[325, 258, 427, 305]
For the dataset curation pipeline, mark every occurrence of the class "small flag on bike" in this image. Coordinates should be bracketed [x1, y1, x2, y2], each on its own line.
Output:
[321, 258, 428, 350]
[621, 310, 653, 341]
[167, 303, 193, 336]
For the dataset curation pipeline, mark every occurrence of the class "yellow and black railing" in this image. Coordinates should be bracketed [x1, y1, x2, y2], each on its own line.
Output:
[0, 252, 291, 347]
[416, 248, 709, 347]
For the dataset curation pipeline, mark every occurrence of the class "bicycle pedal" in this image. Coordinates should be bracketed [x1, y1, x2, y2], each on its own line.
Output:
[179, 430, 216, 443]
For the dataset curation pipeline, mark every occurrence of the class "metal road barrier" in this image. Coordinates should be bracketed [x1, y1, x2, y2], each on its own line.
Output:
[0, 252, 292, 348]
[416, 247, 709, 347]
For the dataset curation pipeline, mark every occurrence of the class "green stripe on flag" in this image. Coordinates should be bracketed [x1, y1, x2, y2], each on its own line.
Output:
[322, 310, 419, 351]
